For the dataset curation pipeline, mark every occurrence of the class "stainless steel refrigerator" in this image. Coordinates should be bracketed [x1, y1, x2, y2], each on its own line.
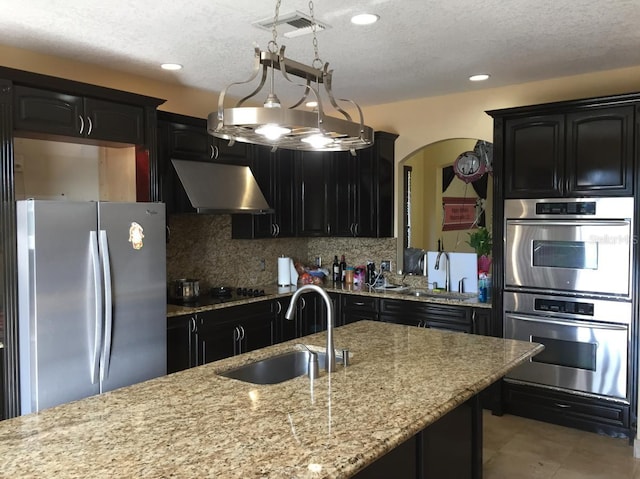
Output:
[17, 199, 167, 415]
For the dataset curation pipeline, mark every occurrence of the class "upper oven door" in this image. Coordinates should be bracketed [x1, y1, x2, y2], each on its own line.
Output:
[505, 218, 632, 297]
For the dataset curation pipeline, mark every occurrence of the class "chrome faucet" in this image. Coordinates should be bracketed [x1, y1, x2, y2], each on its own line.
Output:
[285, 285, 336, 373]
[434, 251, 451, 292]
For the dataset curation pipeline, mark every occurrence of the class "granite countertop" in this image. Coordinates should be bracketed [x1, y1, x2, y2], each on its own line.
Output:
[0, 321, 541, 478]
[167, 283, 491, 317]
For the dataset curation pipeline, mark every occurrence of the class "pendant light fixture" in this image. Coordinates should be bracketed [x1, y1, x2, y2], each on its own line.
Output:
[208, 0, 374, 154]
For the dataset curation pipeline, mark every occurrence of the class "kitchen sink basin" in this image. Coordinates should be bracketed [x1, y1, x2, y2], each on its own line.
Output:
[218, 348, 342, 385]
[373, 284, 410, 293]
[402, 289, 471, 300]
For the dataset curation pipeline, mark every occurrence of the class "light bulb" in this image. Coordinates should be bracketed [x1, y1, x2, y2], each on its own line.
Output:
[255, 124, 291, 140]
[302, 134, 334, 148]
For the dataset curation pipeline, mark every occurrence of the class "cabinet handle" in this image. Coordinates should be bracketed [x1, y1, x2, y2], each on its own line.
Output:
[300, 297, 306, 310]
[87, 117, 93, 136]
[79, 115, 84, 134]
[240, 325, 246, 341]
[233, 326, 240, 342]
[210, 144, 215, 159]
[554, 403, 571, 408]
[275, 224, 280, 237]
[275, 301, 282, 314]
[327, 223, 331, 234]
[354, 301, 365, 306]
[189, 317, 197, 333]
[213, 145, 219, 159]
[354, 223, 359, 236]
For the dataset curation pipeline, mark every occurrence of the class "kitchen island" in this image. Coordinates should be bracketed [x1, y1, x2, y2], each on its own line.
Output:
[0, 321, 541, 478]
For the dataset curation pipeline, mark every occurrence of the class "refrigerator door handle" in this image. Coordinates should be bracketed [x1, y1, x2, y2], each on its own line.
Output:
[90, 231, 103, 384]
[99, 230, 114, 382]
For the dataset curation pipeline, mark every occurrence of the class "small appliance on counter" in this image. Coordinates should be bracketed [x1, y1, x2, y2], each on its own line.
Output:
[169, 278, 200, 303]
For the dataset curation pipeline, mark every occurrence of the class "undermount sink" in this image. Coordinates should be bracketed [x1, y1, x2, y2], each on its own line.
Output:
[373, 284, 410, 293]
[219, 348, 343, 385]
[402, 289, 471, 300]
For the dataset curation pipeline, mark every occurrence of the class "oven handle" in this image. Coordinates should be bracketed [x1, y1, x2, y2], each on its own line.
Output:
[506, 313, 628, 331]
[507, 219, 630, 227]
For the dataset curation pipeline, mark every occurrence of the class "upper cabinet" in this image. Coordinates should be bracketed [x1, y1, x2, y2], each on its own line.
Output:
[156, 110, 397, 238]
[157, 111, 253, 214]
[232, 146, 295, 238]
[14, 85, 145, 145]
[499, 104, 634, 198]
[294, 131, 397, 238]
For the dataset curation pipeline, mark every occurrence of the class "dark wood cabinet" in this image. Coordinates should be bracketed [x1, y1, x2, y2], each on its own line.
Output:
[501, 106, 634, 198]
[565, 107, 634, 196]
[197, 302, 275, 365]
[340, 294, 379, 325]
[503, 114, 564, 198]
[379, 299, 474, 333]
[232, 146, 295, 238]
[503, 381, 630, 438]
[354, 396, 481, 479]
[157, 112, 254, 214]
[166, 314, 198, 374]
[295, 151, 333, 236]
[14, 85, 145, 145]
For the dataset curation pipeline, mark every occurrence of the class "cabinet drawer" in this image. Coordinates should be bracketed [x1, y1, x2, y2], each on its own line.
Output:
[341, 295, 378, 312]
[380, 299, 469, 323]
[504, 382, 630, 437]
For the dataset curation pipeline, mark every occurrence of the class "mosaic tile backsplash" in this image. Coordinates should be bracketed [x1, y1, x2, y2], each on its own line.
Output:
[166, 214, 397, 289]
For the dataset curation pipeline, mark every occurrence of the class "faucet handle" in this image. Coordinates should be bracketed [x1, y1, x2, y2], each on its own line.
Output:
[299, 344, 319, 380]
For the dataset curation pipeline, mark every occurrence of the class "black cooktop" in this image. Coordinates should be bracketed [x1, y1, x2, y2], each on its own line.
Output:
[170, 286, 268, 307]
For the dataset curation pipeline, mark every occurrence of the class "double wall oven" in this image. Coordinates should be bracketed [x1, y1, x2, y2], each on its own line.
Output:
[503, 197, 634, 402]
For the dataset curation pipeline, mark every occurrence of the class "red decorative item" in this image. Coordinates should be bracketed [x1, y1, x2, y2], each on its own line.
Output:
[478, 255, 492, 274]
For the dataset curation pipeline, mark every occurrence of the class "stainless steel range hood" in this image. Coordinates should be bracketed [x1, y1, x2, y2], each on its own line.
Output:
[171, 159, 272, 214]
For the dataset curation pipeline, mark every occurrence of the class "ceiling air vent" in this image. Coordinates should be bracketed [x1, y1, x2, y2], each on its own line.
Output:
[253, 10, 330, 38]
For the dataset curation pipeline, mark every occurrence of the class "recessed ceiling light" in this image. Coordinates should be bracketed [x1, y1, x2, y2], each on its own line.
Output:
[351, 13, 379, 25]
[161, 63, 183, 71]
[469, 74, 490, 82]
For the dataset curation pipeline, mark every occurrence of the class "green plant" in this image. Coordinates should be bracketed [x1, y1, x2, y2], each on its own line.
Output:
[466, 227, 492, 257]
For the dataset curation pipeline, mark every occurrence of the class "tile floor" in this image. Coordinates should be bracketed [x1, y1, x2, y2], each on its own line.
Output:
[483, 411, 640, 478]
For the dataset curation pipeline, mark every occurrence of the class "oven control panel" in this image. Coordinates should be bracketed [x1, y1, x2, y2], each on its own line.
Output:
[534, 298, 594, 316]
[535, 201, 596, 215]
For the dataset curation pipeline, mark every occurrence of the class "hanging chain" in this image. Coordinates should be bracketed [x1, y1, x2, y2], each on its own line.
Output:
[268, 0, 282, 53]
[309, 0, 323, 69]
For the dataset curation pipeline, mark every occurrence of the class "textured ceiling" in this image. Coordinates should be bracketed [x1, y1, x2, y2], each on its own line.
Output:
[1, 0, 640, 107]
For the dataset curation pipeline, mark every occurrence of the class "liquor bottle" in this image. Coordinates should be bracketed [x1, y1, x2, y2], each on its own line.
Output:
[340, 255, 347, 282]
[333, 256, 341, 283]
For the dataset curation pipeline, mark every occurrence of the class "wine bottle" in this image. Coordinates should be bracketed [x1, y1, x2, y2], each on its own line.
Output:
[332, 256, 340, 283]
[340, 255, 347, 282]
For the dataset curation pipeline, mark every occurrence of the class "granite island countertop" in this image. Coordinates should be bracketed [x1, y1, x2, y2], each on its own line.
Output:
[167, 282, 491, 317]
[0, 321, 540, 478]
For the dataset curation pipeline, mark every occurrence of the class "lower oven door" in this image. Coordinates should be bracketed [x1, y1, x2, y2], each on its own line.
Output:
[504, 313, 629, 401]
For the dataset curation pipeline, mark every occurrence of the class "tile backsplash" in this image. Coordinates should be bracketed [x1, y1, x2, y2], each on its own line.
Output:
[167, 214, 397, 288]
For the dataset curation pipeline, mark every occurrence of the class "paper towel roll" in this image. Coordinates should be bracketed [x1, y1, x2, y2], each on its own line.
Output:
[278, 257, 291, 286]
[289, 258, 298, 285]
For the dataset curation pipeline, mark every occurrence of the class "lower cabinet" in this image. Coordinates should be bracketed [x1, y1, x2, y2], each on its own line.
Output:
[167, 295, 491, 377]
[197, 302, 275, 365]
[167, 314, 197, 374]
[353, 396, 481, 479]
[503, 381, 631, 438]
[340, 294, 379, 325]
[379, 299, 490, 335]
[166, 302, 275, 373]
